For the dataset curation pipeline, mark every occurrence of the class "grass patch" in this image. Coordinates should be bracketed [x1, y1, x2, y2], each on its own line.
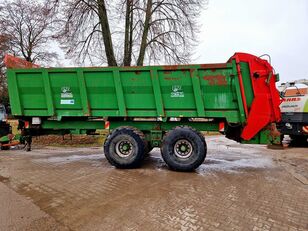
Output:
[32, 134, 107, 147]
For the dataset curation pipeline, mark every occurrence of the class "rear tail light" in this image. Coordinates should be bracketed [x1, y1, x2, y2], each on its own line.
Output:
[219, 122, 225, 133]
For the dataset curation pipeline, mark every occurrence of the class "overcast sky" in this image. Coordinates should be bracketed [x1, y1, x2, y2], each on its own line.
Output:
[197, 0, 308, 83]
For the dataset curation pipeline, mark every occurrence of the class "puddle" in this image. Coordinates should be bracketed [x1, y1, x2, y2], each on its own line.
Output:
[197, 157, 273, 174]
[35, 154, 104, 165]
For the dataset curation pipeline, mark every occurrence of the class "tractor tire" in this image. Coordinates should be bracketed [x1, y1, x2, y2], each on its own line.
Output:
[161, 126, 207, 171]
[104, 126, 146, 168]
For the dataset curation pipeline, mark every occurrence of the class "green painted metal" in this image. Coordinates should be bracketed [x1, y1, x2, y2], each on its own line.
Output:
[150, 70, 165, 117]
[40, 120, 218, 134]
[39, 120, 221, 146]
[149, 130, 163, 147]
[241, 129, 280, 145]
[42, 120, 105, 130]
[6, 60, 273, 144]
[42, 70, 55, 116]
[77, 70, 90, 116]
[109, 121, 219, 132]
[7, 62, 247, 120]
[113, 70, 127, 116]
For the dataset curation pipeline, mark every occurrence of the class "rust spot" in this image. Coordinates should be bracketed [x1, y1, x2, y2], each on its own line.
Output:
[180, 68, 187, 74]
[85, 101, 91, 116]
[189, 69, 197, 77]
[203, 75, 228, 86]
[164, 71, 172, 74]
[135, 71, 141, 75]
[163, 65, 179, 71]
[200, 63, 228, 69]
[131, 78, 138, 81]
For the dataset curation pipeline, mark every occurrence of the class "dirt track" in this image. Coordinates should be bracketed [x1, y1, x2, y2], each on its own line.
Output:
[0, 136, 307, 231]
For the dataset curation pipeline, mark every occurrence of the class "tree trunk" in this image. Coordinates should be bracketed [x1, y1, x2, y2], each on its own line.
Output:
[97, 0, 117, 66]
[123, 0, 133, 66]
[128, 6, 133, 64]
[136, 0, 152, 66]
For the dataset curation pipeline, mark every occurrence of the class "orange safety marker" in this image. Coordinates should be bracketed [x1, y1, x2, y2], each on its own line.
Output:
[105, 121, 110, 130]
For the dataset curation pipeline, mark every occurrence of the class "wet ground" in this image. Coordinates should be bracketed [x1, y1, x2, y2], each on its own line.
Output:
[0, 136, 307, 231]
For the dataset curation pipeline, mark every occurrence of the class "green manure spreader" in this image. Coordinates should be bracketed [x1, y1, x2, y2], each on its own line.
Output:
[5, 53, 281, 171]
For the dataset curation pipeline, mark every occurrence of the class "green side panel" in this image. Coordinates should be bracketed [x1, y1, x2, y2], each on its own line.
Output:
[83, 71, 118, 110]
[17, 72, 46, 109]
[120, 70, 156, 110]
[199, 68, 238, 110]
[48, 72, 83, 116]
[7, 70, 21, 115]
[15, 72, 48, 116]
[7, 63, 245, 123]
[158, 69, 196, 110]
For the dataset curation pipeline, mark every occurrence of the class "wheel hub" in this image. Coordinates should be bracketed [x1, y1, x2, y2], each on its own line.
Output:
[115, 140, 133, 157]
[174, 139, 193, 159]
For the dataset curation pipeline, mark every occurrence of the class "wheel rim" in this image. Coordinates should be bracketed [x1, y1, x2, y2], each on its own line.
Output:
[115, 140, 134, 157]
[174, 139, 193, 159]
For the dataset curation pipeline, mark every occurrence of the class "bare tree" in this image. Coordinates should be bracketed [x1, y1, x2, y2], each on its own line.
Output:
[57, 0, 206, 66]
[0, 33, 10, 105]
[0, 0, 58, 64]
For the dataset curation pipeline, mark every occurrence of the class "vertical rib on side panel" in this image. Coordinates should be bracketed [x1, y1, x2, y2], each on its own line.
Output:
[42, 70, 55, 116]
[113, 70, 126, 116]
[191, 69, 205, 117]
[77, 70, 90, 116]
[7, 70, 22, 115]
[150, 69, 165, 117]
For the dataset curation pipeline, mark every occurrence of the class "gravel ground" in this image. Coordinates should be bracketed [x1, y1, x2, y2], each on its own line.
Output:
[0, 136, 307, 231]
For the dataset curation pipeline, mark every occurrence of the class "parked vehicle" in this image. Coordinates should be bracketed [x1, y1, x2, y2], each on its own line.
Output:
[278, 79, 308, 145]
[0, 104, 11, 137]
[5, 53, 281, 170]
[0, 104, 13, 150]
